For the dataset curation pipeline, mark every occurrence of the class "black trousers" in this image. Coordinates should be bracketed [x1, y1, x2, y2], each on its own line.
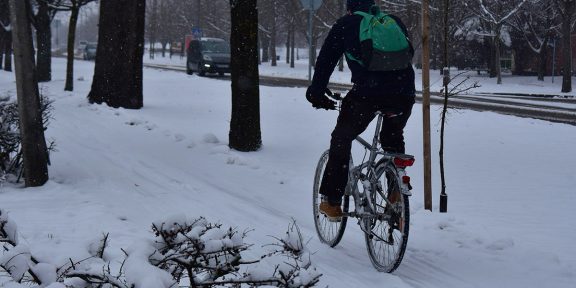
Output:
[319, 93, 414, 204]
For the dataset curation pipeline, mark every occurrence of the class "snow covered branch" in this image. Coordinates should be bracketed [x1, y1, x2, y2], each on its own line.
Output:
[0, 211, 322, 287]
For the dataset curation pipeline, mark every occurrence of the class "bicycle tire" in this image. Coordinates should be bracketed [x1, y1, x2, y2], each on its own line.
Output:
[313, 149, 349, 247]
[364, 162, 410, 272]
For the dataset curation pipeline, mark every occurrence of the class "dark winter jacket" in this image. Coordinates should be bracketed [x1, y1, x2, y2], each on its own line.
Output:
[310, 8, 416, 108]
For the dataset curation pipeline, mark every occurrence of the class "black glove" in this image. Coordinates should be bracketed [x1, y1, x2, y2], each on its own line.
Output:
[306, 86, 336, 110]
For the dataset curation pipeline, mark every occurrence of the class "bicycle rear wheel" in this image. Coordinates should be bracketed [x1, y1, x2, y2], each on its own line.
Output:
[364, 163, 409, 272]
[313, 150, 349, 247]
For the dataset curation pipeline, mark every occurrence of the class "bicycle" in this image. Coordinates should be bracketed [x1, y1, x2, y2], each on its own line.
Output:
[312, 93, 415, 273]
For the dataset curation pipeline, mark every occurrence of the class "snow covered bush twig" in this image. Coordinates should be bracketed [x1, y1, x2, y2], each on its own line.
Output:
[1, 211, 322, 287]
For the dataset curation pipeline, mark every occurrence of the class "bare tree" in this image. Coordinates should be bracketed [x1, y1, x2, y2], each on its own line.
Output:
[0, 0, 12, 72]
[8, 0, 49, 187]
[32, 0, 64, 82]
[75, 7, 98, 42]
[146, 0, 158, 58]
[463, 0, 528, 84]
[88, 0, 146, 109]
[146, 0, 230, 58]
[0, 29, 3, 70]
[229, 0, 261, 152]
[509, 0, 559, 81]
[279, 0, 301, 68]
[157, 0, 176, 57]
[51, 0, 98, 91]
[553, 0, 575, 92]
[0, 0, 8, 71]
[33, 1, 53, 82]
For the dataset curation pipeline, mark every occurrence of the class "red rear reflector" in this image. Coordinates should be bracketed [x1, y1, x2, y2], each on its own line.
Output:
[402, 176, 411, 184]
[394, 157, 415, 167]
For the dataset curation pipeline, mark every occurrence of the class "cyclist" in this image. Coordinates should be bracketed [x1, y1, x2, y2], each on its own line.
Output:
[306, 0, 415, 221]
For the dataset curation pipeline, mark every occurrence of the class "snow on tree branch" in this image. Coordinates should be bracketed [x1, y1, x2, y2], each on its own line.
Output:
[477, 0, 528, 25]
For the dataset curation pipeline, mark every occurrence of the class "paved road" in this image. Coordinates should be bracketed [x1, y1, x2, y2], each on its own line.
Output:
[145, 63, 576, 126]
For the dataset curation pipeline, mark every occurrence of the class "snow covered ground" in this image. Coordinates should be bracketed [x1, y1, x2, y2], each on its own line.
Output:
[0, 58, 575, 287]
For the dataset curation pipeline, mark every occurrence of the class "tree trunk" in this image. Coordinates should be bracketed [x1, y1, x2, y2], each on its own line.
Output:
[439, 71, 448, 210]
[229, 0, 261, 152]
[0, 32, 4, 70]
[338, 0, 345, 71]
[270, 34, 277, 66]
[439, 0, 450, 213]
[64, 7, 79, 91]
[561, 0, 573, 93]
[285, 29, 290, 64]
[35, 1, 52, 82]
[261, 35, 269, 62]
[488, 39, 496, 78]
[257, 36, 261, 64]
[8, 0, 49, 187]
[3, 31, 11, 71]
[495, 29, 502, 84]
[270, 2, 277, 66]
[290, 25, 295, 68]
[0, 0, 7, 71]
[537, 40, 548, 81]
[88, 0, 145, 109]
[161, 42, 167, 57]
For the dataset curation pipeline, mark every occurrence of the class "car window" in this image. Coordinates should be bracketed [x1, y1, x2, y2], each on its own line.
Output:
[200, 41, 230, 54]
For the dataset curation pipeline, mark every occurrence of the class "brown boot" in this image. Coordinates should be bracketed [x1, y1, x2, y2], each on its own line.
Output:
[319, 201, 343, 222]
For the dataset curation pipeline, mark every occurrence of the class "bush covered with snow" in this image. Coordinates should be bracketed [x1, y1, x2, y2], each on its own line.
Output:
[0, 94, 54, 183]
[0, 209, 321, 287]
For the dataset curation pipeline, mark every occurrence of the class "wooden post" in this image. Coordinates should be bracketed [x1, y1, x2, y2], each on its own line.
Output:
[8, 0, 49, 187]
[421, 0, 432, 211]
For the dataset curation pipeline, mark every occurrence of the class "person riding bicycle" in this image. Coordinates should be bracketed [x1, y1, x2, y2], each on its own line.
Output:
[306, 0, 415, 221]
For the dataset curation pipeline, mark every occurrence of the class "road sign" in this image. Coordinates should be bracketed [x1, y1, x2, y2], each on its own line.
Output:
[192, 27, 203, 40]
[299, 0, 322, 11]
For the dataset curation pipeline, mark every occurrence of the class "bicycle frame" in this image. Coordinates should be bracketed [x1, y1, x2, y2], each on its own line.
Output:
[344, 112, 413, 220]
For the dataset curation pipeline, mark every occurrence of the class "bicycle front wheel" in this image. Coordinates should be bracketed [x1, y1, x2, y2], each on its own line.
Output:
[364, 163, 410, 272]
[312, 149, 349, 247]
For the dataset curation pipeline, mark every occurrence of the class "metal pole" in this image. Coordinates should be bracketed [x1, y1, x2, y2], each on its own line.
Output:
[308, 0, 313, 82]
[422, 0, 433, 211]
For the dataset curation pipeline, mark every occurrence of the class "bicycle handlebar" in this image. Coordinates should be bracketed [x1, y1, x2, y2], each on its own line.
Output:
[327, 92, 343, 101]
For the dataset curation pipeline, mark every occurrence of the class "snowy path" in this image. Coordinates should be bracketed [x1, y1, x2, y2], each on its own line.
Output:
[0, 58, 575, 287]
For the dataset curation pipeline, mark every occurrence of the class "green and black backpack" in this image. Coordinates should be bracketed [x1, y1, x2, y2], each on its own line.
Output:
[346, 6, 413, 71]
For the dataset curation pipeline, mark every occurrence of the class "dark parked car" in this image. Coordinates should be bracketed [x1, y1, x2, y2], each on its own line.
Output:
[186, 38, 230, 76]
[83, 43, 97, 60]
